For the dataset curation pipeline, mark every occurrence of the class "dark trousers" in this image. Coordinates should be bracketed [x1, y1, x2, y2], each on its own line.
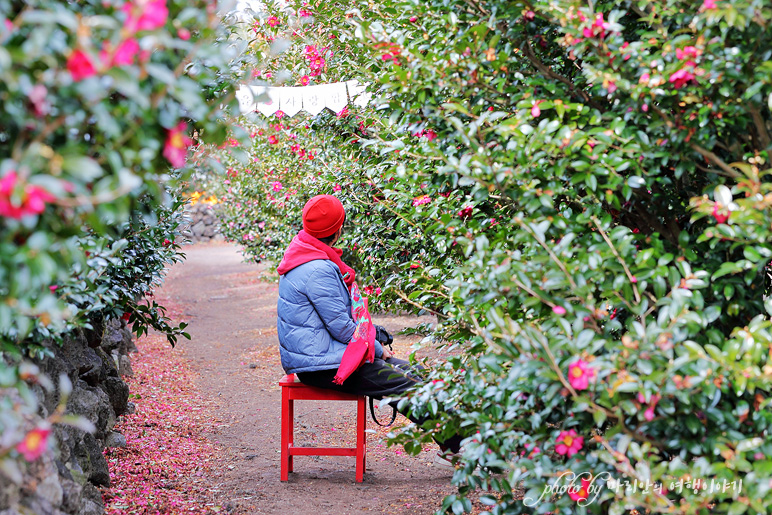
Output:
[297, 357, 463, 453]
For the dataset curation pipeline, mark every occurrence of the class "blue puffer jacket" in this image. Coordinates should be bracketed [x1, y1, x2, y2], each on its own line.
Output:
[277, 259, 383, 374]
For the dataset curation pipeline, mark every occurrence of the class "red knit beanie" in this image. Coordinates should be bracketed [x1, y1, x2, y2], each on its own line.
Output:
[302, 195, 346, 238]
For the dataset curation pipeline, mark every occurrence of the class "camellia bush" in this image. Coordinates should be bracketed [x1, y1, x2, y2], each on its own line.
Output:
[206, 0, 772, 513]
[1, 0, 239, 491]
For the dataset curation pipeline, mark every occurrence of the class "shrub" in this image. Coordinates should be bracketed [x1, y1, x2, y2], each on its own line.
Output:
[207, 0, 772, 513]
[1, 0, 238, 486]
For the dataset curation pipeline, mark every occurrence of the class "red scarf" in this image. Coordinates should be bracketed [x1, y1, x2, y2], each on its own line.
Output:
[276, 230, 356, 287]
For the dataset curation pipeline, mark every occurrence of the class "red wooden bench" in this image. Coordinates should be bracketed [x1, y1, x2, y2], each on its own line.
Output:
[280, 373, 367, 482]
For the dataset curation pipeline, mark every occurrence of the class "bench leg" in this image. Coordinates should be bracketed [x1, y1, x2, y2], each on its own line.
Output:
[281, 388, 290, 481]
[356, 396, 366, 482]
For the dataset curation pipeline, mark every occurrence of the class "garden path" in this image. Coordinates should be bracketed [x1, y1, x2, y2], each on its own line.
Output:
[157, 242, 456, 514]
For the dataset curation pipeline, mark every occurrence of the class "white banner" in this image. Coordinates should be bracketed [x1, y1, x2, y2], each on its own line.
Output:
[237, 81, 371, 117]
[279, 87, 303, 117]
[323, 82, 349, 113]
[301, 85, 326, 116]
[252, 86, 280, 117]
[346, 80, 372, 108]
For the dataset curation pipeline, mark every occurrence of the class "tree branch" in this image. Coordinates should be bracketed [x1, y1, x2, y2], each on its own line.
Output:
[689, 142, 741, 179]
[522, 41, 604, 111]
[749, 104, 771, 150]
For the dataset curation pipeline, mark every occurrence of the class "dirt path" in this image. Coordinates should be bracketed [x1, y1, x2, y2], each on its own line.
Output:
[159, 242, 458, 514]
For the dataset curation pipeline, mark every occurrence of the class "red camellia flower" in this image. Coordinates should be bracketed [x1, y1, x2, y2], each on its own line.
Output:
[16, 426, 51, 461]
[162, 122, 193, 168]
[669, 64, 697, 89]
[268, 135, 279, 145]
[163, 238, 172, 247]
[458, 206, 473, 219]
[122, 0, 168, 32]
[568, 477, 592, 502]
[0, 171, 57, 219]
[712, 203, 729, 224]
[67, 49, 97, 82]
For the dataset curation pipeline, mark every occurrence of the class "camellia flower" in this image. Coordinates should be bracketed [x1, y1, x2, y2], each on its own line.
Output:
[412, 194, 432, 206]
[637, 393, 661, 421]
[701, 0, 717, 10]
[267, 16, 279, 27]
[0, 171, 56, 219]
[531, 100, 543, 118]
[568, 477, 592, 502]
[552, 305, 566, 315]
[669, 63, 697, 89]
[675, 46, 700, 60]
[458, 206, 473, 219]
[102, 38, 140, 67]
[16, 426, 51, 461]
[122, 0, 168, 32]
[67, 49, 97, 82]
[298, 8, 312, 17]
[300, 75, 310, 86]
[713, 204, 729, 224]
[271, 181, 283, 192]
[374, 287, 382, 295]
[268, 135, 279, 145]
[162, 122, 193, 168]
[555, 429, 584, 457]
[568, 359, 595, 390]
[333, 184, 342, 192]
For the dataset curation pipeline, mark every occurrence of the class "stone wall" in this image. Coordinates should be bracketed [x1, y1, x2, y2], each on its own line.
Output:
[183, 203, 224, 244]
[0, 319, 135, 515]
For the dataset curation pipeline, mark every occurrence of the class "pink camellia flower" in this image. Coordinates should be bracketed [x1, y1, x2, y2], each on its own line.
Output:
[275, 110, 285, 119]
[669, 64, 697, 89]
[16, 426, 51, 461]
[524, 10, 535, 20]
[177, 28, 191, 40]
[639, 72, 650, 85]
[701, 0, 717, 9]
[374, 287, 382, 295]
[122, 0, 168, 32]
[531, 101, 542, 118]
[300, 75, 310, 86]
[271, 181, 283, 192]
[298, 8, 312, 17]
[412, 195, 432, 206]
[268, 135, 279, 145]
[337, 106, 350, 118]
[712, 204, 729, 224]
[568, 359, 595, 390]
[553, 305, 566, 315]
[409, 15, 417, 22]
[555, 429, 584, 457]
[49, 285, 58, 293]
[67, 50, 97, 82]
[103, 38, 140, 67]
[0, 171, 57, 219]
[675, 46, 700, 60]
[162, 122, 193, 168]
[267, 16, 279, 27]
[637, 393, 661, 421]
[333, 184, 342, 192]
[568, 477, 592, 502]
